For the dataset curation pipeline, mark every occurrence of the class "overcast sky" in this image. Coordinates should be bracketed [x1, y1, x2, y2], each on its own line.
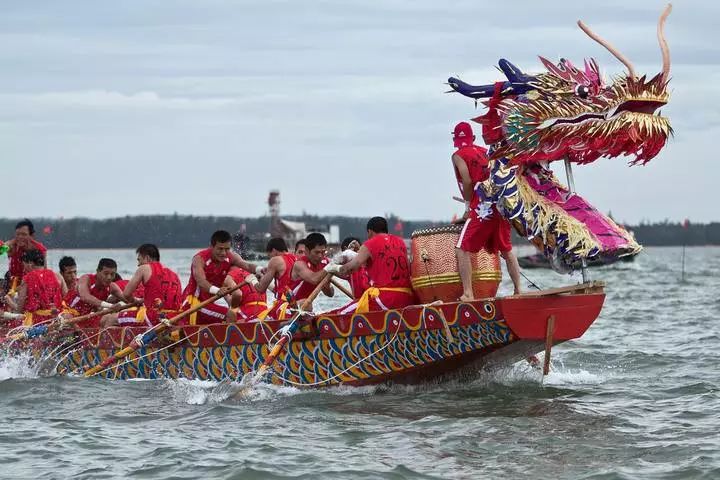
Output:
[0, 0, 716, 224]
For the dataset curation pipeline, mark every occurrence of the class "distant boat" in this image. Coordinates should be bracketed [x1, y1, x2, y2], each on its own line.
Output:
[518, 251, 639, 270]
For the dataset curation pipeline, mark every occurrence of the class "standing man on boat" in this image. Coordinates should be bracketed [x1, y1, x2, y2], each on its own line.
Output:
[248, 237, 297, 320]
[181, 230, 261, 325]
[103, 244, 182, 327]
[288, 233, 334, 310]
[3, 219, 47, 296]
[450, 121, 522, 299]
[327, 217, 416, 314]
[3, 250, 66, 327]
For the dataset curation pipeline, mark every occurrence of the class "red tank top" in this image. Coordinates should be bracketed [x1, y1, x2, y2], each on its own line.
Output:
[364, 234, 412, 289]
[143, 262, 182, 322]
[182, 248, 231, 299]
[290, 255, 329, 301]
[274, 253, 297, 300]
[453, 145, 490, 209]
[349, 267, 370, 298]
[66, 274, 111, 315]
[23, 268, 62, 313]
[9, 240, 47, 278]
[228, 267, 267, 318]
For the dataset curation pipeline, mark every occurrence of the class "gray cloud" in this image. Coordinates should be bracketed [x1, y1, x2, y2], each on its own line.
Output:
[0, 0, 717, 223]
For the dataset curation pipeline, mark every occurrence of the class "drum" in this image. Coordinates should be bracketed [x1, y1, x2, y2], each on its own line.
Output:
[410, 224, 501, 303]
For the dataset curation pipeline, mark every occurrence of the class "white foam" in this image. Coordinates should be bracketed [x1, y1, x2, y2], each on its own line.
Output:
[0, 352, 41, 380]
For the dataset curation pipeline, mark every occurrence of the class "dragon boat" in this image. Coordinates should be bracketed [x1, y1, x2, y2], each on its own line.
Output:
[1, 6, 672, 386]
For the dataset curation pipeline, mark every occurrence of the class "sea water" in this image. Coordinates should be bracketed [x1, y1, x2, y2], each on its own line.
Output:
[1, 247, 719, 479]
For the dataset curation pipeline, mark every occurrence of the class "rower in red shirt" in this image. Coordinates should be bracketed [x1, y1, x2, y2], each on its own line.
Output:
[181, 230, 260, 325]
[250, 237, 298, 320]
[337, 236, 369, 299]
[103, 244, 182, 327]
[63, 258, 124, 329]
[287, 233, 334, 311]
[451, 121, 521, 299]
[329, 216, 416, 314]
[58, 256, 78, 307]
[3, 219, 47, 296]
[4, 250, 66, 327]
[224, 267, 267, 322]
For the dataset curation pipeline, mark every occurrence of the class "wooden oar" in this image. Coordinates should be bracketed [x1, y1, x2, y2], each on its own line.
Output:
[7, 301, 143, 342]
[330, 278, 353, 299]
[235, 272, 333, 396]
[83, 283, 245, 377]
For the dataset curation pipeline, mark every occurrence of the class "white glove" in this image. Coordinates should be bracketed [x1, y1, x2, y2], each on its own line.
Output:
[324, 263, 342, 274]
[333, 249, 358, 265]
[117, 301, 128, 308]
[255, 265, 266, 276]
[209, 286, 221, 295]
[244, 274, 259, 287]
[100, 301, 114, 309]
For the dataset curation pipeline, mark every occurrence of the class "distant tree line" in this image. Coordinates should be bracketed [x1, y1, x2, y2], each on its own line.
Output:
[0, 216, 717, 248]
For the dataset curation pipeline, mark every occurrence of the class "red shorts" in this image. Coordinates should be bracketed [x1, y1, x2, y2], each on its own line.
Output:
[456, 210, 512, 254]
[180, 300, 228, 325]
[118, 308, 152, 327]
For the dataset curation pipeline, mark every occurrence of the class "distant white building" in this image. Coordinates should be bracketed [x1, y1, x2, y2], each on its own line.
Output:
[267, 190, 340, 244]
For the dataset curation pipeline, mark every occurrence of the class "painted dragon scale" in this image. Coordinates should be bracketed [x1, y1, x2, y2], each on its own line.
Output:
[448, 5, 673, 271]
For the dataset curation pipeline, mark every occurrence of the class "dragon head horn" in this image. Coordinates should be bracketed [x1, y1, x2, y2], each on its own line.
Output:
[447, 59, 536, 99]
[578, 4, 672, 82]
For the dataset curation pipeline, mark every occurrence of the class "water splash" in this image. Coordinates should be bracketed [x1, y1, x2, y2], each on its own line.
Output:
[0, 351, 42, 380]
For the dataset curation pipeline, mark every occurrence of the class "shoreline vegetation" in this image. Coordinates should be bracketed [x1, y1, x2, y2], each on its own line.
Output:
[1, 215, 718, 248]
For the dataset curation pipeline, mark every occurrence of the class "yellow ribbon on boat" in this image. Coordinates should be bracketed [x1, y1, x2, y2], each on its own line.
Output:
[185, 295, 200, 325]
[8, 276, 19, 296]
[23, 309, 54, 327]
[256, 300, 289, 321]
[356, 287, 413, 314]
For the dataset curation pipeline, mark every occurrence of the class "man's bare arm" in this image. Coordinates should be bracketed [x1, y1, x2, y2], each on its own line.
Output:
[452, 154, 474, 202]
[230, 252, 257, 275]
[78, 274, 103, 308]
[294, 261, 326, 285]
[255, 257, 281, 293]
[191, 254, 214, 293]
[122, 266, 148, 302]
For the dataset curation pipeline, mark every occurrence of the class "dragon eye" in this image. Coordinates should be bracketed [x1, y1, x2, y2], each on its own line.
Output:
[575, 85, 590, 98]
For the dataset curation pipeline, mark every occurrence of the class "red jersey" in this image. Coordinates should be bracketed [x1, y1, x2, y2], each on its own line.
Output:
[8, 239, 47, 279]
[454, 145, 490, 210]
[273, 253, 297, 300]
[349, 267, 370, 299]
[290, 255, 329, 302]
[65, 273, 111, 316]
[23, 268, 62, 314]
[364, 234, 412, 289]
[142, 262, 182, 323]
[182, 248, 232, 300]
[228, 267, 267, 320]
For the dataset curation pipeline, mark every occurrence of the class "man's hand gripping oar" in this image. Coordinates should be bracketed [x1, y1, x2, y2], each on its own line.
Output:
[233, 272, 334, 398]
[6, 301, 143, 342]
[83, 282, 245, 378]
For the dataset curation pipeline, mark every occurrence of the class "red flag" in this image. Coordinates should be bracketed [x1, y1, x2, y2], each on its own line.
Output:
[394, 221, 403, 232]
[43, 225, 53, 235]
[682, 219, 689, 229]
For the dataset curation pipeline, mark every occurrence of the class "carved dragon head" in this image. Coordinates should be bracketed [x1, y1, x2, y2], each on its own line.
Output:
[448, 5, 672, 166]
